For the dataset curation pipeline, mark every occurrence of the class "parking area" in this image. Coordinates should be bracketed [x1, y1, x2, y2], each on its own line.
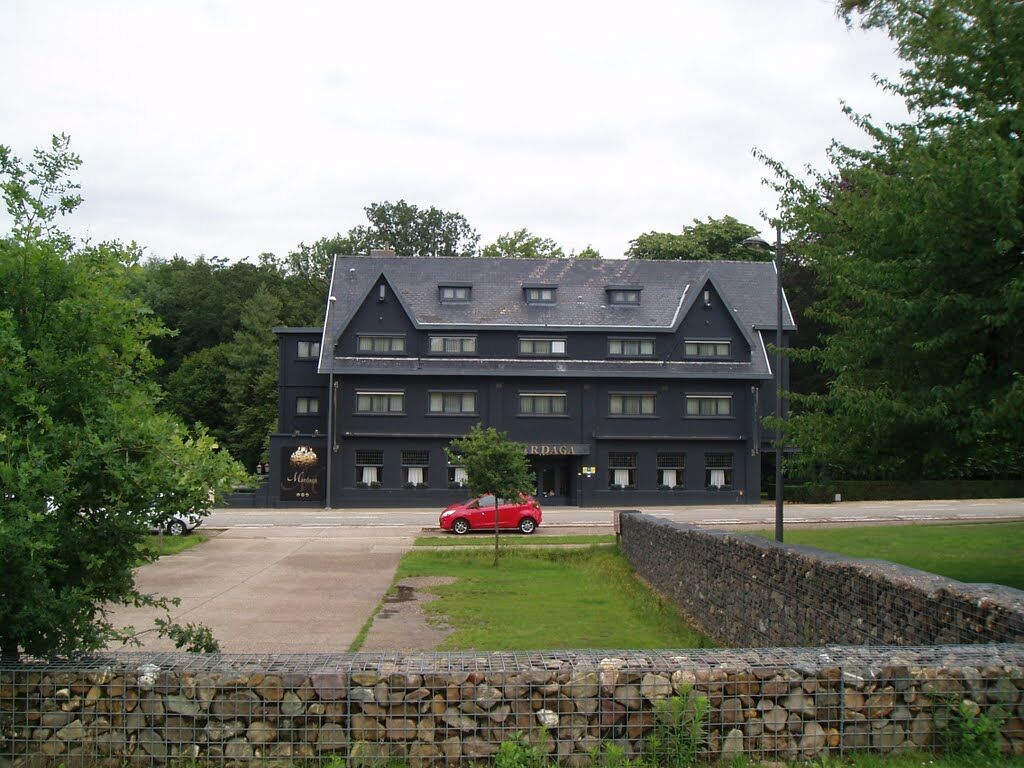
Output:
[106, 524, 415, 653]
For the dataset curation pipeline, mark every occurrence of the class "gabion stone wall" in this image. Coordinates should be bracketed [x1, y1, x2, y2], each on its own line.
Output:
[2, 647, 1023, 766]
[618, 513, 1024, 647]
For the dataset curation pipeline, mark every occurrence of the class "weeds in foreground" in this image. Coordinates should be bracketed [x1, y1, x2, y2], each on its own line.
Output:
[646, 687, 711, 768]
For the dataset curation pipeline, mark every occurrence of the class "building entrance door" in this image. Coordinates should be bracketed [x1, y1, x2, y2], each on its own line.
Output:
[532, 458, 574, 506]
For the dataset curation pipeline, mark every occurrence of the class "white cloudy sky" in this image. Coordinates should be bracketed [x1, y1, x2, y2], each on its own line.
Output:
[1, 1, 909, 261]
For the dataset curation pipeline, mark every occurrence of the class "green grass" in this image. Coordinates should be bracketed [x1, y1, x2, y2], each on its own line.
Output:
[754, 522, 1024, 590]
[394, 545, 710, 650]
[140, 533, 207, 559]
[725, 752, 1024, 768]
[414, 534, 616, 547]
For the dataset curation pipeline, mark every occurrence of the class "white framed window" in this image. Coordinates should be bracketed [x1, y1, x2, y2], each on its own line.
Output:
[519, 337, 566, 356]
[609, 393, 656, 416]
[608, 338, 655, 357]
[355, 449, 384, 487]
[355, 391, 405, 414]
[518, 393, 567, 416]
[608, 452, 637, 489]
[685, 395, 732, 417]
[685, 340, 731, 357]
[439, 285, 471, 302]
[657, 453, 685, 489]
[297, 340, 321, 359]
[524, 287, 556, 303]
[357, 335, 406, 354]
[428, 391, 477, 415]
[607, 289, 641, 305]
[402, 450, 429, 488]
[428, 335, 477, 355]
[705, 453, 733, 489]
[296, 396, 320, 415]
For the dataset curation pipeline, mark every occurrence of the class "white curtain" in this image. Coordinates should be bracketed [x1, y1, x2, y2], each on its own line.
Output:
[662, 470, 677, 488]
[614, 469, 630, 487]
[710, 469, 726, 488]
[454, 467, 468, 485]
[407, 467, 424, 485]
[361, 466, 378, 484]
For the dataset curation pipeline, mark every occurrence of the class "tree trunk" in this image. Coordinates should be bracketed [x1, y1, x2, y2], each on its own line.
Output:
[493, 499, 500, 567]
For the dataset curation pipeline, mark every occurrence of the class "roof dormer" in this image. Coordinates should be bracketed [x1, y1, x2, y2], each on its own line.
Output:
[523, 283, 557, 305]
[439, 283, 472, 303]
[605, 285, 642, 306]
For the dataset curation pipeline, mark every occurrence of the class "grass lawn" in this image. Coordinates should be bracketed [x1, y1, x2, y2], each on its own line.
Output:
[140, 533, 207, 559]
[414, 534, 616, 547]
[755, 522, 1024, 590]
[728, 752, 1024, 768]
[394, 545, 710, 650]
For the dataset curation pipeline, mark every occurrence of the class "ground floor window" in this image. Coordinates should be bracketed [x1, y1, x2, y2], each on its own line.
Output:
[402, 450, 429, 488]
[657, 453, 685, 489]
[705, 452, 733, 489]
[608, 452, 637, 489]
[447, 462, 468, 489]
[355, 449, 384, 488]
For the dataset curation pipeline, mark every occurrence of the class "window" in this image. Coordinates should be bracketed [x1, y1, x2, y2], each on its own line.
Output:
[357, 335, 406, 354]
[607, 289, 641, 305]
[524, 287, 556, 304]
[429, 335, 477, 355]
[402, 450, 429, 488]
[685, 340, 731, 357]
[439, 285, 471, 303]
[657, 453, 685, 489]
[447, 461, 469, 489]
[355, 449, 384, 487]
[296, 397, 319, 415]
[705, 453, 733, 489]
[519, 393, 567, 416]
[685, 395, 732, 417]
[519, 337, 566, 356]
[428, 391, 477, 415]
[355, 391, 405, 414]
[608, 338, 654, 357]
[297, 340, 321, 359]
[609, 393, 655, 416]
[608, 452, 637, 489]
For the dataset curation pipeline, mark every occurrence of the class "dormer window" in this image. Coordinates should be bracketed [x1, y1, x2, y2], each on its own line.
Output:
[685, 340, 731, 357]
[439, 285, 471, 303]
[606, 287, 641, 306]
[524, 286, 556, 304]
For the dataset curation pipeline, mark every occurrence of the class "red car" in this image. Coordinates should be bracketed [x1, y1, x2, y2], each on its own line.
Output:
[440, 494, 543, 535]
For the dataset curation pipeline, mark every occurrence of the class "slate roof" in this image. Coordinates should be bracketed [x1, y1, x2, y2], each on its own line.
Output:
[318, 255, 793, 378]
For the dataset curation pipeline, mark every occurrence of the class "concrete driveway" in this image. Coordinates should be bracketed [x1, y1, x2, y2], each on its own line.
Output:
[106, 524, 414, 653]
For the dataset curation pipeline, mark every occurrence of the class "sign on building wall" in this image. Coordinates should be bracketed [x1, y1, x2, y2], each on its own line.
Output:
[280, 445, 325, 502]
[522, 443, 591, 456]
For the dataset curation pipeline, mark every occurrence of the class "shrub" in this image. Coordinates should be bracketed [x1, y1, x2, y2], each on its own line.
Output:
[646, 687, 710, 768]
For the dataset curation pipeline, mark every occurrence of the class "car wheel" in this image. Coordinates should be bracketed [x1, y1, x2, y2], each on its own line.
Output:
[452, 519, 469, 535]
[518, 518, 536, 535]
[166, 519, 187, 536]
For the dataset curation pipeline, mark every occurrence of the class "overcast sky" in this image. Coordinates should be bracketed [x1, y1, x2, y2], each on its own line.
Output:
[1, 1, 909, 262]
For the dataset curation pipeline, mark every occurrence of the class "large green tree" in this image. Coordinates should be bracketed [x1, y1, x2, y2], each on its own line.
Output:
[348, 199, 480, 258]
[764, 0, 1024, 480]
[482, 228, 565, 259]
[0, 136, 244, 659]
[626, 216, 763, 260]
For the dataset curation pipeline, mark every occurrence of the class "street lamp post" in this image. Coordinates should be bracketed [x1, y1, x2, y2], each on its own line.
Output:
[743, 224, 785, 543]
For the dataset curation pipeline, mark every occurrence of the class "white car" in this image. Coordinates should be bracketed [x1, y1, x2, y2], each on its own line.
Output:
[149, 511, 203, 536]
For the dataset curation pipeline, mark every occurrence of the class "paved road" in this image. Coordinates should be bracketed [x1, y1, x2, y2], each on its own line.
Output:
[207, 498, 1024, 531]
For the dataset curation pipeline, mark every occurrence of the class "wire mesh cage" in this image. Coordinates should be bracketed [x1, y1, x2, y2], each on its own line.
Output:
[2, 645, 1022, 766]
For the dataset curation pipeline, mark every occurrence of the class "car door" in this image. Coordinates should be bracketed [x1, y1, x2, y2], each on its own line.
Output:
[474, 495, 497, 528]
[496, 497, 521, 528]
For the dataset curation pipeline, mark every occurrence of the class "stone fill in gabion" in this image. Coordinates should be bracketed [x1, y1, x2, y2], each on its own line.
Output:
[618, 513, 1024, 647]
[1, 646, 1023, 766]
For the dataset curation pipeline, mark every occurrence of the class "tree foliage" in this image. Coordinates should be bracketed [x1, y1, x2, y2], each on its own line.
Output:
[764, 0, 1024, 480]
[348, 199, 480, 258]
[0, 137, 245, 659]
[482, 228, 565, 259]
[446, 424, 534, 566]
[626, 216, 763, 260]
